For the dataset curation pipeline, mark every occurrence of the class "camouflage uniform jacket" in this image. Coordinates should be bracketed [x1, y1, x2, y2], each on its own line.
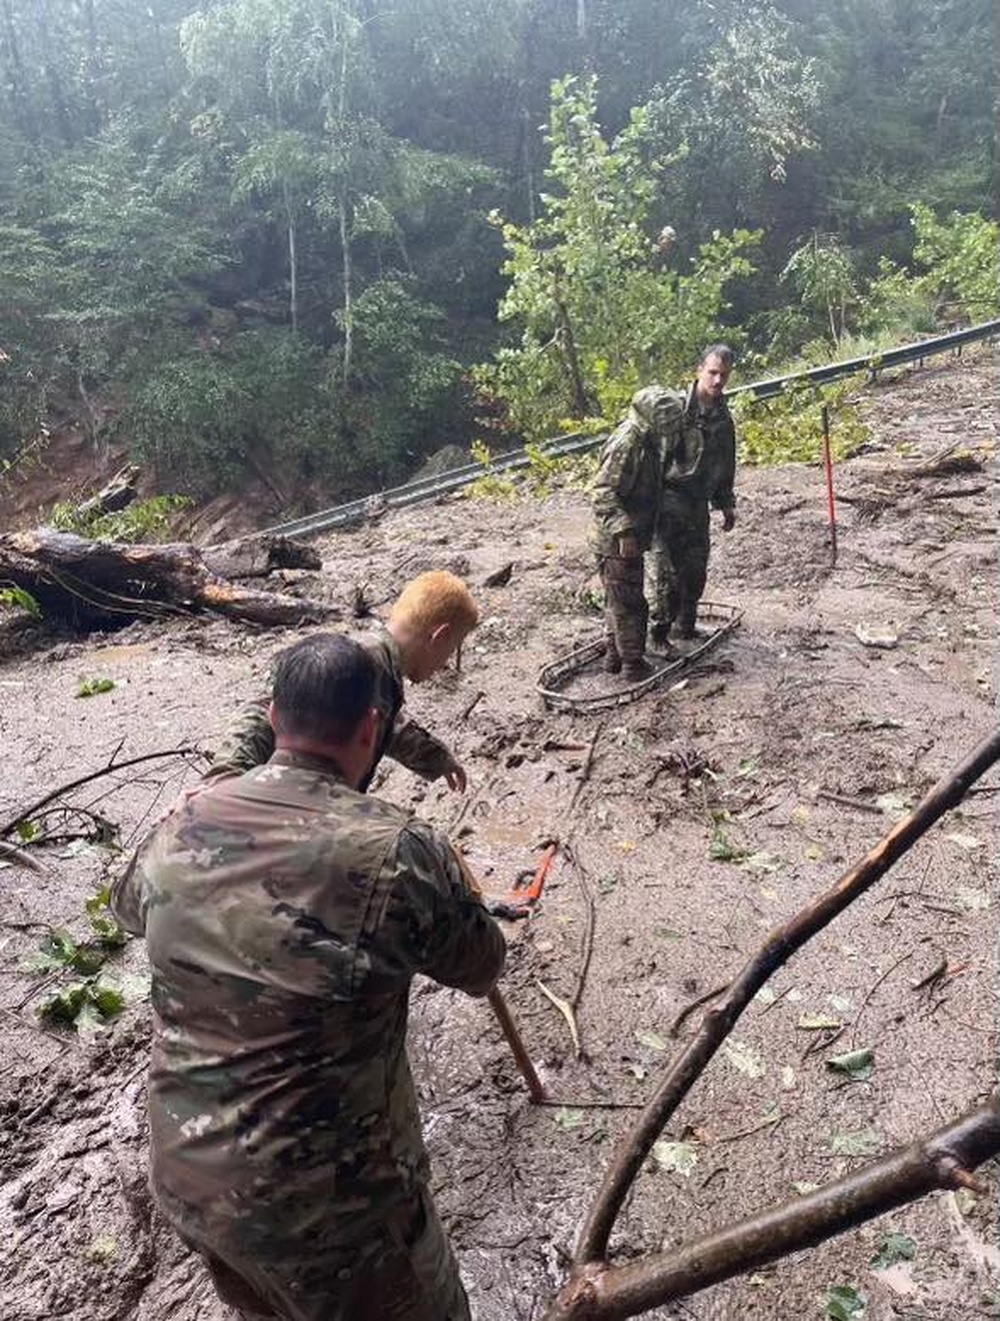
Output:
[662, 383, 737, 509]
[206, 627, 456, 792]
[110, 750, 506, 1247]
[592, 385, 684, 555]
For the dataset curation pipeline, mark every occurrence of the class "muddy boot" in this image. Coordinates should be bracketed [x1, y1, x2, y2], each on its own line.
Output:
[677, 605, 701, 640]
[648, 621, 677, 656]
[604, 637, 622, 674]
[622, 656, 653, 682]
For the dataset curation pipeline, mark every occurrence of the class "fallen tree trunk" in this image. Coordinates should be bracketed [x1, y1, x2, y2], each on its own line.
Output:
[0, 527, 335, 628]
[201, 533, 322, 580]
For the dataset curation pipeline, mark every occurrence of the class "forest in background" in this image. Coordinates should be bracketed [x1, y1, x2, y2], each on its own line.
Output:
[0, 0, 996, 506]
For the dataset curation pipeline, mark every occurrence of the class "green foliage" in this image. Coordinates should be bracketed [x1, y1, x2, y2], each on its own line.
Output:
[476, 75, 759, 440]
[781, 234, 857, 347]
[863, 204, 999, 334]
[466, 440, 517, 501]
[28, 886, 128, 1032]
[76, 677, 116, 698]
[733, 377, 869, 466]
[39, 979, 126, 1034]
[870, 1232, 917, 1270]
[331, 276, 464, 485]
[645, 2, 820, 231]
[822, 1284, 867, 1320]
[124, 330, 325, 495]
[0, 584, 41, 617]
[52, 494, 192, 544]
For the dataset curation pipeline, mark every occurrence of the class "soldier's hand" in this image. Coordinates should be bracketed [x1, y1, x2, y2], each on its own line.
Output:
[444, 760, 468, 793]
[617, 532, 640, 558]
[721, 508, 737, 532]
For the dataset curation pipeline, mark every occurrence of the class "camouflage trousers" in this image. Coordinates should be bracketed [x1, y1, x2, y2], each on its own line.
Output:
[646, 491, 711, 636]
[597, 552, 648, 665]
[173, 1186, 471, 1321]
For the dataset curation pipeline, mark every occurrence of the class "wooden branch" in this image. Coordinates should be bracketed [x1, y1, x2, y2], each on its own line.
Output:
[0, 840, 46, 872]
[0, 528, 335, 627]
[572, 726, 1000, 1266]
[544, 1096, 1000, 1320]
[0, 745, 203, 839]
[201, 534, 321, 581]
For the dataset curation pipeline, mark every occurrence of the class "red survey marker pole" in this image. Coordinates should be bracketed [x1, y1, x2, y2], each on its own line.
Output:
[821, 404, 838, 566]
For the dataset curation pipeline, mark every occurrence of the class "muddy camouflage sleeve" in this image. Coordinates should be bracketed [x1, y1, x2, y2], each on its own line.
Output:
[110, 839, 152, 937]
[203, 696, 274, 781]
[708, 409, 737, 510]
[383, 821, 506, 996]
[592, 424, 645, 542]
[386, 716, 458, 781]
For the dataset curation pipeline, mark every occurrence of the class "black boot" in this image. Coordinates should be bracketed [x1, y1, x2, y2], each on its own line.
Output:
[604, 638, 622, 674]
[622, 656, 653, 681]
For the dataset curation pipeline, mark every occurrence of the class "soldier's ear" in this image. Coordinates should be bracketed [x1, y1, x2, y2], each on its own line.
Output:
[360, 706, 380, 751]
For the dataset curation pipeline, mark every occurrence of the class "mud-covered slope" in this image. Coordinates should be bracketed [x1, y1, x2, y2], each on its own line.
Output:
[0, 349, 997, 1321]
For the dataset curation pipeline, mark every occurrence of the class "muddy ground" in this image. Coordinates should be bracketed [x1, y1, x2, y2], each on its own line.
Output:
[1, 347, 998, 1321]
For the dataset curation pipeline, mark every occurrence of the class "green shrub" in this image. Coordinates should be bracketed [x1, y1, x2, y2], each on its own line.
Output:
[733, 376, 869, 466]
[52, 494, 192, 543]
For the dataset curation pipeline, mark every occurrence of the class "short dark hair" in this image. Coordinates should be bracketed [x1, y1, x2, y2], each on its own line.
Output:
[699, 343, 735, 368]
[271, 633, 377, 744]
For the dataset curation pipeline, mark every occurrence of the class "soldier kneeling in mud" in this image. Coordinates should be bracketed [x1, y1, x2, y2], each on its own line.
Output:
[592, 384, 684, 680]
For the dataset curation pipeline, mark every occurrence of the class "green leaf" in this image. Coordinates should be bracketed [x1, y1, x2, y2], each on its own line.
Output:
[829, 1128, 881, 1157]
[954, 887, 990, 911]
[635, 1029, 669, 1054]
[722, 1038, 766, 1078]
[551, 1107, 585, 1131]
[77, 677, 115, 698]
[651, 1140, 698, 1176]
[0, 585, 41, 617]
[870, 1232, 917, 1269]
[823, 1284, 867, 1319]
[740, 850, 785, 873]
[26, 929, 105, 975]
[826, 1048, 874, 1082]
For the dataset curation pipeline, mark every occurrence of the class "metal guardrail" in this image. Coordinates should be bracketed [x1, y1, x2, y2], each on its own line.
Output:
[263, 319, 999, 540]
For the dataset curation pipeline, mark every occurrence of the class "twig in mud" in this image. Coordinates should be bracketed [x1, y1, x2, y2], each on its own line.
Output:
[755, 984, 793, 1019]
[568, 719, 605, 814]
[564, 843, 596, 1015]
[461, 689, 485, 720]
[911, 952, 948, 993]
[850, 949, 913, 1037]
[817, 789, 882, 816]
[669, 983, 730, 1039]
[1, 745, 204, 839]
[536, 1097, 646, 1112]
[712, 1110, 786, 1145]
[801, 1026, 845, 1062]
[447, 772, 500, 835]
[538, 979, 582, 1059]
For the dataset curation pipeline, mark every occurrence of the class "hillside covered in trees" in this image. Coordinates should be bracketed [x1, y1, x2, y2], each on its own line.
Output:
[0, 0, 996, 510]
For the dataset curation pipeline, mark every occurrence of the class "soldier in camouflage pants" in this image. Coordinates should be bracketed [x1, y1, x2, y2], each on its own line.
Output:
[205, 570, 478, 793]
[112, 633, 506, 1321]
[646, 345, 738, 644]
[592, 385, 684, 680]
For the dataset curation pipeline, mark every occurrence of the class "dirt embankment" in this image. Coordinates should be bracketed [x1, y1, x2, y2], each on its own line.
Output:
[0, 349, 997, 1321]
